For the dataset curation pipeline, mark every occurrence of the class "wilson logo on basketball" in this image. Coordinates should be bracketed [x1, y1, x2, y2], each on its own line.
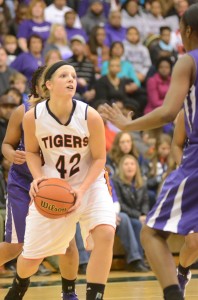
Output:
[41, 200, 68, 213]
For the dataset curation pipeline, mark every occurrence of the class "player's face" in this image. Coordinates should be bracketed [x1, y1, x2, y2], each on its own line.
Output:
[50, 65, 77, 97]
[122, 157, 137, 179]
[119, 133, 133, 154]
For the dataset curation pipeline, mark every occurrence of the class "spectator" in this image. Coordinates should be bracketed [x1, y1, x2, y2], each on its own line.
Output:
[105, 10, 126, 47]
[44, 49, 62, 65]
[147, 0, 167, 35]
[9, 72, 29, 103]
[111, 180, 149, 272]
[123, 26, 152, 84]
[43, 24, 73, 60]
[44, 0, 81, 27]
[95, 57, 147, 112]
[0, 0, 12, 35]
[121, 0, 148, 41]
[81, 0, 106, 35]
[66, 35, 96, 103]
[106, 130, 142, 177]
[77, 0, 111, 18]
[17, 0, 51, 52]
[87, 25, 109, 75]
[145, 133, 173, 199]
[0, 47, 16, 96]
[2, 35, 20, 65]
[149, 26, 178, 66]
[9, 3, 29, 37]
[111, 154, 150, 267]
[0, 95, 18, 163]
[6, 88, 23, 106]
[165, 0, 189, 31]
[64, 10, 88, 42]
[101, 41, 140, 87]
[144, 57, 172, 114]
[11, 35, 44, 83]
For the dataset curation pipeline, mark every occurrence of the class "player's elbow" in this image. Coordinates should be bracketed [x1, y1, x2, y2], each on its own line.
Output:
[160, 107, 177, 123]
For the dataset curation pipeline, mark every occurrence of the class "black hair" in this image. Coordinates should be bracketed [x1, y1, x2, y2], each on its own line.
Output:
[29, 65, 47, 98]
[156, 57, 173, 70]
[182, 3, 198, 31]
[109, 41, 124, 57]
[27, 34, 43, 49]
[5, 87, 23, 105]
[159, 26, 171, 34]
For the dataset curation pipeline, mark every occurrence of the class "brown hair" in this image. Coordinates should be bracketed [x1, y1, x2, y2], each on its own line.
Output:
[118, 154, 143, 188]
[9, 72, 27, 84]
[109, 131, 139, 166]
[150, 133, 172, 176]
[3, 35, 17, 44]
[44, 49, 62, 65]
[27, 0, 46, 19]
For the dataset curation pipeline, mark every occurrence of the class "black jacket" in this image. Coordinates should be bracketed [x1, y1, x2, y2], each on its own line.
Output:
[112, 176, 149, 219]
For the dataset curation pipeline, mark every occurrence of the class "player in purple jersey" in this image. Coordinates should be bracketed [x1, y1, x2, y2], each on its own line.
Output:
[100, 3, 198, 300]
[1, 66, 80, 300]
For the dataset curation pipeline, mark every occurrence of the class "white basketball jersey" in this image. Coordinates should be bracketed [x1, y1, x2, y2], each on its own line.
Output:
[35, 99, 101, 188]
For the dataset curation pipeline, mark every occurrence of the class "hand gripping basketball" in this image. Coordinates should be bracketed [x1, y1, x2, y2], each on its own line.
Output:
[34, 178, 76, 219]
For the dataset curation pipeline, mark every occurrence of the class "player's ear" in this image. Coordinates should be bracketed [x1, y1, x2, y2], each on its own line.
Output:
[45, 80, 51, 91]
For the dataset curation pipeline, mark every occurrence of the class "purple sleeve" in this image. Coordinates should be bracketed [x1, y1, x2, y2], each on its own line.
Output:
[10, 54, 24, 72]
[17, 20, 30, 39]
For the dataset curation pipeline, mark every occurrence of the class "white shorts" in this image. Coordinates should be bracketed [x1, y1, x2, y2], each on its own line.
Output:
[22, 179, 116, 259]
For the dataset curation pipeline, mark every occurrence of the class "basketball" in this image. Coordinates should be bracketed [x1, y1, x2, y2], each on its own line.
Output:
[34, 178, 76, 219]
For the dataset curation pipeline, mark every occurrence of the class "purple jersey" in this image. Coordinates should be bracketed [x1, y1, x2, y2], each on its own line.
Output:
[5, 102, 32, 243]
[146, 49, 198, 235]
[184, 50, 198, 144]
[10, 102, 32, 180]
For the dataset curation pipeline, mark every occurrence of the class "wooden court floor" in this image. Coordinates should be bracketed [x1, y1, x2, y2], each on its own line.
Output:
[1, 271, 198, 299]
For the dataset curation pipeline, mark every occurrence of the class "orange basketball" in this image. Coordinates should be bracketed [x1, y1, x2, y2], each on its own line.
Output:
[34, 178, 76, 219]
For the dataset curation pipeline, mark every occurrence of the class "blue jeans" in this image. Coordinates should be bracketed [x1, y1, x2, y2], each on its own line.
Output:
[75, 223, 90, 265]
[116, 212, 142, 263]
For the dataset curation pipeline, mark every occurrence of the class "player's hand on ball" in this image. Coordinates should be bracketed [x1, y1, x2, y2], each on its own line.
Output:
[67, 189, 83, 213]
[29, 177, 47, 200]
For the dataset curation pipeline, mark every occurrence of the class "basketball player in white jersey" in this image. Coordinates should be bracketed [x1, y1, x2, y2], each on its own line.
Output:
[5, 61, 116, 300]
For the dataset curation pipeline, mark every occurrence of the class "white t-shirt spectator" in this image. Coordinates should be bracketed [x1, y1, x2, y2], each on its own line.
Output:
[44, 4, 81, 28]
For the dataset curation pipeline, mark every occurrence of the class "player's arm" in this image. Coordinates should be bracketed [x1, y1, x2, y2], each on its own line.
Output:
[171, 109, 186, 165]
[101, 54, 194, 131]
[2, 105, 26, 164]
[79, 106, 106, 192]
[23, 108, 43, 179]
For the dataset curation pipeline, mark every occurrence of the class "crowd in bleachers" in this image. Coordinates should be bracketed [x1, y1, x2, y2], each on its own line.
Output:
[0, 0, 195, 277]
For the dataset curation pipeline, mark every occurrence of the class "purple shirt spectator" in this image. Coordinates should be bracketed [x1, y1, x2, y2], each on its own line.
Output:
[17, 20, 51, 44]
[10, 52, 44, 83]
[66, 27, 88, 43]
[77, 0, 110, 18]
[105, 23, 126, 47]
